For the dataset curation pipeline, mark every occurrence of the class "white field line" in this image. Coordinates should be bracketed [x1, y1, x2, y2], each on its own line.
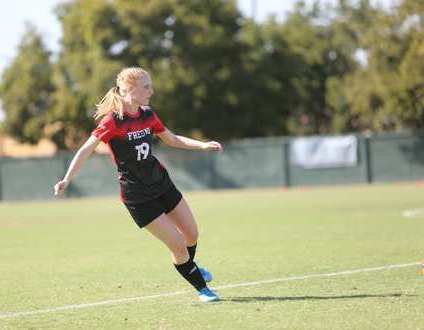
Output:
[402, 208, 424, 218]
[0, 262, 419, 320]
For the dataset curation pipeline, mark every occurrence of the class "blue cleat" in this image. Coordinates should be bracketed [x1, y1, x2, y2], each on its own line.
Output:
[198, 287, 220, 302]
[198, 266, 213, 283]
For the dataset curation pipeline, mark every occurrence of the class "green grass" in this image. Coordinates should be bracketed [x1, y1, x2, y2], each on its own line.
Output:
[1, 183, 423, 329]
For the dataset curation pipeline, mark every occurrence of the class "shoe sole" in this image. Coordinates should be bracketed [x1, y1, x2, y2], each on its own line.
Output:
[199, 296, 220, 303]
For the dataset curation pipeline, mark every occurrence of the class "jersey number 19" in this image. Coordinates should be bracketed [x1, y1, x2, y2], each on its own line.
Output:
[135, 143, 150, 160]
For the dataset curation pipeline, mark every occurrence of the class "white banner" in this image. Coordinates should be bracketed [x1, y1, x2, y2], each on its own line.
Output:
[290, 135, 358, 169]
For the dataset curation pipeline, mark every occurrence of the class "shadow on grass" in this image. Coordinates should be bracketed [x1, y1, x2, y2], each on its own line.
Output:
[221, 293, 417, 303]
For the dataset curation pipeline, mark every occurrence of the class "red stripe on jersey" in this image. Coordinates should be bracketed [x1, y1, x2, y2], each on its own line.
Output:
[91, 108, 165, 143]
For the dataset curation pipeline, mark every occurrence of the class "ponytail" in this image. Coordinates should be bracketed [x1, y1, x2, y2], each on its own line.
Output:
[94, 67, 149, 120]
[94, 86, 124, 120]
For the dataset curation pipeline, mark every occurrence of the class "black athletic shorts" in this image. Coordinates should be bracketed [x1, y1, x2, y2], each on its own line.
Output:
[124, 184, 183, 228]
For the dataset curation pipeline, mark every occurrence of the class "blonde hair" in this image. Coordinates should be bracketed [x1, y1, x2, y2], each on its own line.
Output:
[94, 67, 149, 120]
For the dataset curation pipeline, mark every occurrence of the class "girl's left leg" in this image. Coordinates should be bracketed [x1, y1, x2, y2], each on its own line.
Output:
[166, 197, 199, 258]
[167, 197, 213, 282]
[145, 212, 218, 302]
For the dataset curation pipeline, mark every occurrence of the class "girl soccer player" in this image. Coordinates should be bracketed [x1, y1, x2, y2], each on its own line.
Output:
[54, 67, 222, 302]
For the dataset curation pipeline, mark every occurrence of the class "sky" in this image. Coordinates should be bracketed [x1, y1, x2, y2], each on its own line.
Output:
[0, 0, 396, 75]
[0, 0, 294, 74]
[0, 0, 396, 121]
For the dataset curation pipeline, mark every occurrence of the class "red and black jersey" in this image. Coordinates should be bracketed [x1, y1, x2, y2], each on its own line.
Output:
[92, 107, 173, 204]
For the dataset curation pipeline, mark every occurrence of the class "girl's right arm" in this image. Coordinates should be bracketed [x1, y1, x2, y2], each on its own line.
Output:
[54, 135, 101, 196]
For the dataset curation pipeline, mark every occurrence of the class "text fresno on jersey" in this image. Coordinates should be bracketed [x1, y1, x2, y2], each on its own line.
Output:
[127, 127, 151, 141]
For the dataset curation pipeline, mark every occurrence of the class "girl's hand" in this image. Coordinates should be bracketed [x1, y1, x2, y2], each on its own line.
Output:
[202, 141, 223, 152]
[54, 179, 69, 196]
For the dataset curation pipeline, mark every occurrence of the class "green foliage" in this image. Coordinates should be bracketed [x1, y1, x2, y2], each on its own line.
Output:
[331, 0, 424, 132]
[48, 0, 123, 149]
[1, 0, 424, 148]
[0, 25, 54, 144]
[114, 0, 249, 139]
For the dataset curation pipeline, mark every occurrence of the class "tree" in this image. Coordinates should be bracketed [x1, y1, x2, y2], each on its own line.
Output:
[114, 0, 251, 139]
[394, 0, 424, 129]
[325, 0, 378, 133]
[7, 0, 423, 148]
[275, 1, 357, 135]
[48, 0, 253, 145]
[0, 25, 54, 144]
[47, 0, 125, 149]
[233, 17, 307, 137]
[330, 0, 424, 132]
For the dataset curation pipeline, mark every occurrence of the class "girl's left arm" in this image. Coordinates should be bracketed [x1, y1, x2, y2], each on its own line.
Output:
[157, 128, 223, 152]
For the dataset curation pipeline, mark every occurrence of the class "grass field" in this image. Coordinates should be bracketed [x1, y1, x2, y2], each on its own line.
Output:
[1, 183, 424, 329]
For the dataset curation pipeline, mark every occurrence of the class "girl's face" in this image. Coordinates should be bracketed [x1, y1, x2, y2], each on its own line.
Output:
[124, 74, 154, 106]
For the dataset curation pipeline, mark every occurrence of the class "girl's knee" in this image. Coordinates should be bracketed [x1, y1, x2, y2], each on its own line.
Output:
[183, 225, 198, 244]
[170, 239, 189, 264]
[168, 232, 188, 254]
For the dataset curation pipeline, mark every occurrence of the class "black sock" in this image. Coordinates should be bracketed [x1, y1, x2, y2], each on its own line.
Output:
[187, 244, 197, 262]
[174, 259, 206, 291]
